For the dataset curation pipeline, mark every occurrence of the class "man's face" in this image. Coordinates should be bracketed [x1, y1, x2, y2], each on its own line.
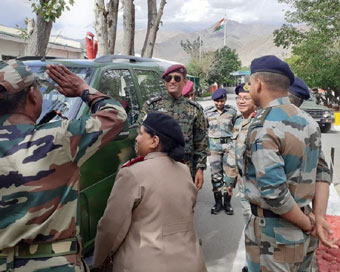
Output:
[184, 91, 195, 100]
[249, 75, 260, 107]
[236, 92, 256, 116]
[33, 81, 43, 120]
[214, 98, 226, 111]
[164, 72, 186, 97]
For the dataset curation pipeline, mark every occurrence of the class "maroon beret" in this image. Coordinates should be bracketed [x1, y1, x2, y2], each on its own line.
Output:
[162, 64, 187, 79]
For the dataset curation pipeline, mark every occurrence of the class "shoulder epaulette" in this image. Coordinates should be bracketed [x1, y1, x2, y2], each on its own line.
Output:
[146, 96, 162, 105]
[225, 104, 237, 111]
[121, 156, 145, 168]
[187, 99, 201, 109]
[250, 108, 271, 127]
[204, 105, 215, 113]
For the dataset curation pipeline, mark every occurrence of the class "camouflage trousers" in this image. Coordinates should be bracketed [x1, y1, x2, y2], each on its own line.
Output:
[238, 179, 251, 224]
[0, 238, 88, 272]
[245, 215, 319, 272]
[208, 138, 232, 191]
[0, 254, 88, 272]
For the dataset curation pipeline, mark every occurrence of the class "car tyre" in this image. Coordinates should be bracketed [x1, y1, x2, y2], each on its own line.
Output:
[320, 123, 331, 133]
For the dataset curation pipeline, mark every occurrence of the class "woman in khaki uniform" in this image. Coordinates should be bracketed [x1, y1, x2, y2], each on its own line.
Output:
[93, 112, 207, 272]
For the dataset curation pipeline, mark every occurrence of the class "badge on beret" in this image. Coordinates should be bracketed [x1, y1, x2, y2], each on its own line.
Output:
[243, 82, 250, 91]
[143, 114, 148, 122]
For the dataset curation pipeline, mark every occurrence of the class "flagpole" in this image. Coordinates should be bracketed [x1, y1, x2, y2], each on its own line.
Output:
[223, 16, 227, 47]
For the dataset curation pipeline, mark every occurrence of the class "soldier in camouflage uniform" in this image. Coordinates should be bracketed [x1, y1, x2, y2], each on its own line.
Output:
[0, 60, 127, 272]
[204, 89, 237, 215]
[225, 83, 256, 224]
[137, 64, 207, 190]
[244, 55, 332, 271]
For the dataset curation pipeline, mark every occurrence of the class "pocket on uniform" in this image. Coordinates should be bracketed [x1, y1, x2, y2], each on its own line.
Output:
[273, 227, 306, 263]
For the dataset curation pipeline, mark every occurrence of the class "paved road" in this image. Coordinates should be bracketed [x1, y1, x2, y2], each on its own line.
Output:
[195, 95, 340, 272]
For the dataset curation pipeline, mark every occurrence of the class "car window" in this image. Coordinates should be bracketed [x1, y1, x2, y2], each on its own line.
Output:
[99, 69, 139, 125]
[29, 65, 94, 123]
[134, 69, 166, 100]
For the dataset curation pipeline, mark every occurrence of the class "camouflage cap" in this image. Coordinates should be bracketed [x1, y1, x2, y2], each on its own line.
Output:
[0, 59, 36, 98]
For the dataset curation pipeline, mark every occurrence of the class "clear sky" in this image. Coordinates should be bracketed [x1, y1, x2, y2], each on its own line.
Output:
[0, 0, 290, 39]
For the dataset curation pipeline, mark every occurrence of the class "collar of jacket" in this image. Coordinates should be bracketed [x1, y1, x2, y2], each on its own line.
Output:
[144, 152, 168, 160]
[266, 96, 291, 108]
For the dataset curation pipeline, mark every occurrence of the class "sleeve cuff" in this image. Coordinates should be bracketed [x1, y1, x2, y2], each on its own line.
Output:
[269, 193, 296, 215]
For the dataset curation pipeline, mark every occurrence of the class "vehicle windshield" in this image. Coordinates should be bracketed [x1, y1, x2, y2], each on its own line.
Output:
[29, 65, 94, 123]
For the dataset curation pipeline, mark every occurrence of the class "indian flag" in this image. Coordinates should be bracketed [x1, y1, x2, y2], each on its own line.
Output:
[214, 18, 225, 32]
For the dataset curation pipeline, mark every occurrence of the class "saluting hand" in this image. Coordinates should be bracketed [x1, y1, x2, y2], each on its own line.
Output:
[46, 64, 89, 97]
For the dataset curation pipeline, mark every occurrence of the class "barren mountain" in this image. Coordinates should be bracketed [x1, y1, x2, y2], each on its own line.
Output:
[115, 20, 291, 66]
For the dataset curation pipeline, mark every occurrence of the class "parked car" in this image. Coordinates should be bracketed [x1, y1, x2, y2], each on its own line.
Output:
[301, 93, 334, 133]
[22, 55, 167, 263]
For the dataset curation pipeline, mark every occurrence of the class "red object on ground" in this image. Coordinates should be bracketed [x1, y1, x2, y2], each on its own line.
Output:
[316, 215, 340, 272]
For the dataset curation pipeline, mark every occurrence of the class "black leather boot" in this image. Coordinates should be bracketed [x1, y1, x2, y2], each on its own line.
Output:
[223, 193, 234, 215]
[211, 191, 223, 214]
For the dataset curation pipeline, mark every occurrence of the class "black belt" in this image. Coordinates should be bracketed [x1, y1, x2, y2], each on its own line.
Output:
[250, 203, 308, 218]
[250, 203, 280, 218]
[220, 137, 232, 144]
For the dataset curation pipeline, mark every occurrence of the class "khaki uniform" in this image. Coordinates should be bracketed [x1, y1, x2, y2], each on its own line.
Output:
[94, 152, 207, 272]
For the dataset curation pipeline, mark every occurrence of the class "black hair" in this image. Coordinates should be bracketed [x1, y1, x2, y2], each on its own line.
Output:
[253, 72, 290, 92]
[0, 81, 38, 115]
[144, 125, 184, 162]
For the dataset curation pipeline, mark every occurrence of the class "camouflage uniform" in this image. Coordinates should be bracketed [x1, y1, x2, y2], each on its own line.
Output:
[137, 93, 207, 177]
[204, 104, 237, 191]
[0, 62, 127, 272]
[243, 97, 331, 272]
[225, 113, 255, 223]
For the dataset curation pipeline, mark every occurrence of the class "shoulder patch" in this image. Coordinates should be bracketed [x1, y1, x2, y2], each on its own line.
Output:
[187, 99, 201, 109]
[146, 96, 162, 105]
[250, 108, 271, 127]
[121, 156, 145, 168]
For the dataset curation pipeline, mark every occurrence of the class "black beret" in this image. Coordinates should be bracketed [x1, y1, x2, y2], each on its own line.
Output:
[162, 64, 187, 79]
[235, 82, 251, 95]
[212, 88, 227, 100]
[143, 112, 185, 147]
[250, 55, 295, 84]
[289, 77, 310, 100]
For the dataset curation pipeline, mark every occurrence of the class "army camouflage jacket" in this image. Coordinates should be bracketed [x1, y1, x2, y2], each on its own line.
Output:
[204, 104, 237, 139]
[244, 97, 331, 215]
[225, 113, 256, 188]
[137, 93, 207, 171]
[0, 87, 127, 250]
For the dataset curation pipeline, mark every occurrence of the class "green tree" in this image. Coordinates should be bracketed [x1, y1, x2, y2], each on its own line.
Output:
[180, 37, 203, 59]
[25, 0, 75, 56]
[186, 51, 214, 92]
[273, 0, 340, 105]
[207, 46, 241, 86]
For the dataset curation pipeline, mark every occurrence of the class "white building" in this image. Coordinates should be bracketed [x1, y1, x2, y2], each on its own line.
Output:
[0, 25, 83, 60]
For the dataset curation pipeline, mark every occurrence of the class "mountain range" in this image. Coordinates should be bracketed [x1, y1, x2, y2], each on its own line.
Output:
[113, 19, 291, 67]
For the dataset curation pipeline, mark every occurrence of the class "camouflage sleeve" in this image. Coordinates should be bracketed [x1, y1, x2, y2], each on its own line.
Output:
[193, 108, 208, 170]
[316, 150, 331, 184]
[63, 87, 127, 167]
[93, 167, 140, 267]
[249, 127, 296, 215]
[136, 101, 150, 128]
[225, 140, 238, 187]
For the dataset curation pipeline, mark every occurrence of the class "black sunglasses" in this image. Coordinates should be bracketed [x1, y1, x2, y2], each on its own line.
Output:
[164, 75, 182, 83]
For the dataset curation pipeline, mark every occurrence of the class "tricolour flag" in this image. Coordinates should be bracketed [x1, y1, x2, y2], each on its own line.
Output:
[213, 18, 225, 32]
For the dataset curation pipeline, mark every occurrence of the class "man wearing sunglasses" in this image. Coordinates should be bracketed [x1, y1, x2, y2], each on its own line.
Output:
[137, 64, 207, 190]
